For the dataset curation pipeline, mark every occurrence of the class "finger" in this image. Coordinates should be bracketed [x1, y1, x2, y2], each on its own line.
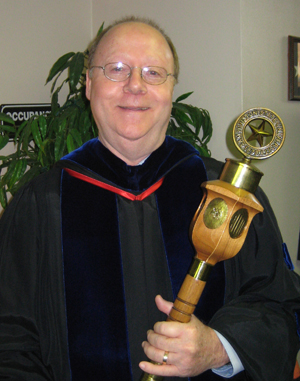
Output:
[155, 294, 173, 316]
[146, 328, 175, 351]
[142, 340, 173, 365]
[155, 312, 205, 337]
[139, 360, 180, 378]
[152, 319, 184, 339]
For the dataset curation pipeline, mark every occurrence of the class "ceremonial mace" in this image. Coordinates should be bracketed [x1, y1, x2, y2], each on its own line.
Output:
[141, 107, 285, 381]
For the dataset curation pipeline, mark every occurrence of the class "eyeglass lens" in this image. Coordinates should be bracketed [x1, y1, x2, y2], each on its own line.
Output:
[104, 62, 168, 84]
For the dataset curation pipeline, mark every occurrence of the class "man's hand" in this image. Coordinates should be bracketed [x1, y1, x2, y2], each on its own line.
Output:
[139, 295, 229, 378]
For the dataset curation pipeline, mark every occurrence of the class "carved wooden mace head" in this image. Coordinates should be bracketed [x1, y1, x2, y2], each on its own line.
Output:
[190, 108, 285, 266]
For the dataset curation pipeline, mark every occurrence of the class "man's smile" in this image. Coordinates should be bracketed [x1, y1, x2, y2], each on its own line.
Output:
[119, 106, 150, 111]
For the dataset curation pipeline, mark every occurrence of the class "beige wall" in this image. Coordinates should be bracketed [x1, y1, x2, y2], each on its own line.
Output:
[241, 0, 300, 272]
[1, 0, 299, 271]
[0, 0, 92, 156]
[0, 0, 92, 104]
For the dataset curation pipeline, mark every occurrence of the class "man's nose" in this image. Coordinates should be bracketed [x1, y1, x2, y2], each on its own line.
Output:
[123, 67, 147, 94]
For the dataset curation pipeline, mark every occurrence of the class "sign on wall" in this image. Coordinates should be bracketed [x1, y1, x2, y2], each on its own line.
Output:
[0, 104, 51, 126]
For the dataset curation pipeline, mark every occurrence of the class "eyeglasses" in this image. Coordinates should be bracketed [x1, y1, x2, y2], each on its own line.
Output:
[90, 62, 174, 85]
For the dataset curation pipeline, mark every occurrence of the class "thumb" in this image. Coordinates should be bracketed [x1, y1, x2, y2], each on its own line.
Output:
[155, 294, 174, 316]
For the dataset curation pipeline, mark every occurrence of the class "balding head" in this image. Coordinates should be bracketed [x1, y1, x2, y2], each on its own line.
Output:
[88, 16, 179, 83]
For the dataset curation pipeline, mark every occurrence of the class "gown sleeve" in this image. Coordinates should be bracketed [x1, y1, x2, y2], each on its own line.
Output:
[0, 168, 70, 380]
[203, 158, 300, 381]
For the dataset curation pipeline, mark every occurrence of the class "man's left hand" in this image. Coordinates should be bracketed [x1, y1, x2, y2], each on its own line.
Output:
[139, 295, 229, 378]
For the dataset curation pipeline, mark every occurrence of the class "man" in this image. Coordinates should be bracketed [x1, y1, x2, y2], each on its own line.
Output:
[0, 16, 299, 381]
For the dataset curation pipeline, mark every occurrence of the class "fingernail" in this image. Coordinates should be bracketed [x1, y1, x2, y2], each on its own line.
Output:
[139, 362, 145, 370]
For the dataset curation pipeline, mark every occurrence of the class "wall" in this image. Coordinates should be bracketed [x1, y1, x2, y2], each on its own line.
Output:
[241, 0, 300, 272]
[1, 0, 299, 271]
[0, 0, 92, 156]
[1, 0, 92, 103]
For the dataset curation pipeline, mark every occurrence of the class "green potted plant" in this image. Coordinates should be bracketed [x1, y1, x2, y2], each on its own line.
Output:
[0, 24, 212, 209]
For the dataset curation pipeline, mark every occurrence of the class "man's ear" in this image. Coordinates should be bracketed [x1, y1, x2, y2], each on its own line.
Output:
[86, 70, 91, 100]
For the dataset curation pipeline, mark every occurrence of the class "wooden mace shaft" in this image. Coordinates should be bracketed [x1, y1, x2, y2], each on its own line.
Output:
[168, 259, 212, 323]
[140, 259, 212, 381]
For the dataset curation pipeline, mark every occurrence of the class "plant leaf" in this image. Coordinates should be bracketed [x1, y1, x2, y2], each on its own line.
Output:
[51, 88, 59, 114]
[69, 128, 83, 148]
[0, 125, 17, 133]
[38, 115, 47, 140]
[172, 102, 193, 114]
[66, 133, 75, 153]
[69, 52, 85, 93]
[0, 186, 7, 208]
[8, 159, 27, 189]
[0, 160, 17, 188]
[45, 52, 75, 84]
[21, 121, 33, 154]
[172, 107, 193, 125]
[0, 112, 15, 125]
[169, 97, 212, 157]
[14, 120, 28, 141]
[54, 122, 66, 161]
[56, 105, 76, 128]
[202, 110, 213, 142]
[10, 165, 40, 195]
[31, 119, 43, 150]
[97, 22, 105, 36]
[175, 92, 193, 103]
[0, 135, 9, 150]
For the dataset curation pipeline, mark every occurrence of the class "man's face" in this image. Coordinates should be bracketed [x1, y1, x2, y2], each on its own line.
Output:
[86, 22, 175, 162]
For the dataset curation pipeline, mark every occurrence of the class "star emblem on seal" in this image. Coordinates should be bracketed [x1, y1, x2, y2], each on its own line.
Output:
[233, 108, 285, 160]
[247, 119, 273, 147]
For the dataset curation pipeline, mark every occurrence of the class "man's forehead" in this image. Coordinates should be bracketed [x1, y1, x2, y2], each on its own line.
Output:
[92, 21, 175, 72]
[97, 22, 168, 51]
[108, 21, 161, 37]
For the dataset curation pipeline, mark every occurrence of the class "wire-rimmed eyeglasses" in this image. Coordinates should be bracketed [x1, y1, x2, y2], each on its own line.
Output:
[90, 62, 174, 85]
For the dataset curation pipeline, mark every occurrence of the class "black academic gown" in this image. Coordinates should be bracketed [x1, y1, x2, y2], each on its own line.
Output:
[0, 137, 299, 381]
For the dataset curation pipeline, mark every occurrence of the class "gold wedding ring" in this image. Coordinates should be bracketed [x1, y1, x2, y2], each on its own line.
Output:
[162, 351, 169, 365]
